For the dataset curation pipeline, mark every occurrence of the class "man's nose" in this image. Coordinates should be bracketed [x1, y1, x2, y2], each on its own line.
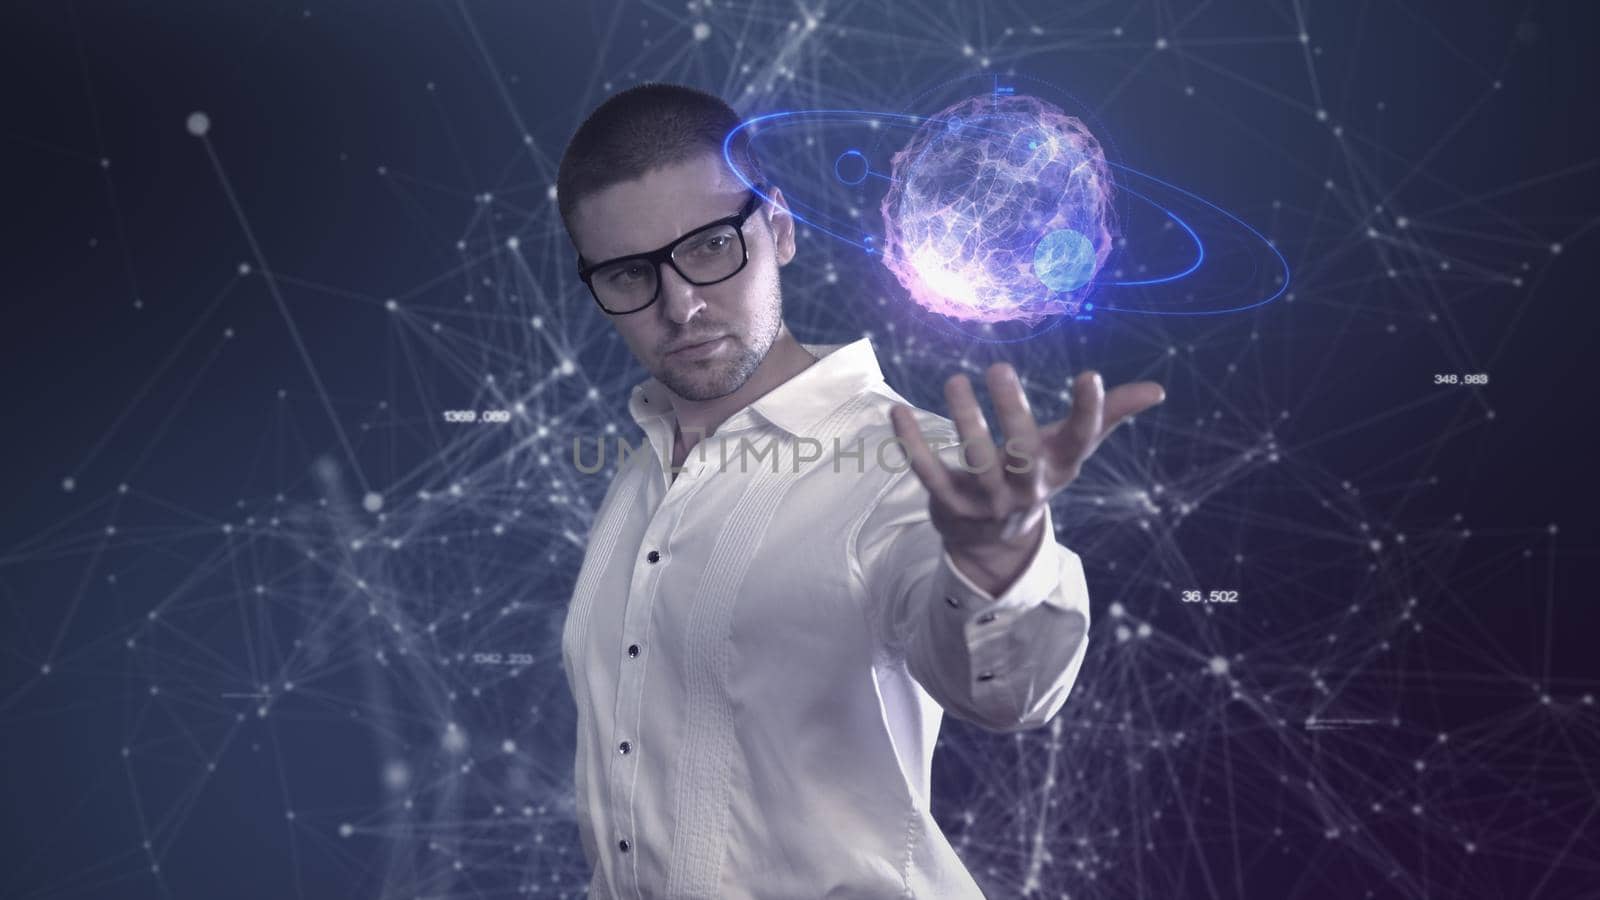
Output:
[657, 262, 706, 325]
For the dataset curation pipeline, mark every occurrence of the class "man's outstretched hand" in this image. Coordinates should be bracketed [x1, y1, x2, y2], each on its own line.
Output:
[889, 363, 1166, 597]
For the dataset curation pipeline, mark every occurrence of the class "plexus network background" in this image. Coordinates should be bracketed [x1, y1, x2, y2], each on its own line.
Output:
[3, 1, 1597, 898]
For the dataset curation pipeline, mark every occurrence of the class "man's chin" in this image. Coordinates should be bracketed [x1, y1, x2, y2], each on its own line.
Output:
[666, 378, 738, 403]
[661, 357, 753, 402]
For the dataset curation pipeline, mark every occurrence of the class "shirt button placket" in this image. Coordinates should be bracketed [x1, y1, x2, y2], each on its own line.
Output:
[614, 543, 662, 873]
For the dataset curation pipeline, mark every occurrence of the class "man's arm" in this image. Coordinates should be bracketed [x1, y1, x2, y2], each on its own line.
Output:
[852, 445, 1091, 733]
[863, 363, 1163, 730]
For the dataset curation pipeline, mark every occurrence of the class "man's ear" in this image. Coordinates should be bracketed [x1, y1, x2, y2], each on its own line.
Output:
[765, 185, 797, 267]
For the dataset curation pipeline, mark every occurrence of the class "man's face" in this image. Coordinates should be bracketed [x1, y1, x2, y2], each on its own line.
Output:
[569, 152, 796, 402]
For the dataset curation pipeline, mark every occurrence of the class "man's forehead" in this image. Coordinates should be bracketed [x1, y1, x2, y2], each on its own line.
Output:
[576, 162, 750, 259]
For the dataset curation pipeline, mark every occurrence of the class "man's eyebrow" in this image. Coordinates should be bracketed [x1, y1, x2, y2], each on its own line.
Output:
[597, 193, 753, 259]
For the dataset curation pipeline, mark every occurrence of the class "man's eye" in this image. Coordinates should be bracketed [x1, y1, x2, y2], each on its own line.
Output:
[692, 235, 730, 254]
[608, 264, 647, 283]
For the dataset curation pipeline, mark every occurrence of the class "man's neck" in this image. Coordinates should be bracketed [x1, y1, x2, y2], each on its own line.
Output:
[671, 328, 817, 459]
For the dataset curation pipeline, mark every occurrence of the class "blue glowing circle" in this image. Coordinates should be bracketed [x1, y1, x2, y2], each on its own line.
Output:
[833, 149, 868, 185]
[1032, 228, 1097, 292]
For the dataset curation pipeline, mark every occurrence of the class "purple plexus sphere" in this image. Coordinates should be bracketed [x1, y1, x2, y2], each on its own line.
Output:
[878, 94, 1115, 324]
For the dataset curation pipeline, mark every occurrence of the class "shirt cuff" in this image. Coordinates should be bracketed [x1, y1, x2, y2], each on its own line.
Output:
[936, 504, 1067, 620]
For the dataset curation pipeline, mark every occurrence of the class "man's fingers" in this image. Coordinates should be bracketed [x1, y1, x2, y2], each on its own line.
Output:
[890, 404, 956, 500]
[1053, 371, 1105, 472]
[986, 363, 1044, 490]
[944, 374, 1005, 495]
[1099, 381, 1167, 436]
[903, 371, 1165, 504]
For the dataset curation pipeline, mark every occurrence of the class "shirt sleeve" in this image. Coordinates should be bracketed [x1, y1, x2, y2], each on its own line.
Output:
[851, 441, 1092, 734]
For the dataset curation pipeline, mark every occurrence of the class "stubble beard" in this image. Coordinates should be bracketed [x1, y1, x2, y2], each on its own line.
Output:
[657, 280, 783, 402]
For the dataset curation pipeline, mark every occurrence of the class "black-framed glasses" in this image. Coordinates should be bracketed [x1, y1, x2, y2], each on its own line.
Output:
[576, 185, 768, 315]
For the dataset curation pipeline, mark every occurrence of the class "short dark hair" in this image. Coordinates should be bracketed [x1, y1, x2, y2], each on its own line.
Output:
[556, 82, 766, 250]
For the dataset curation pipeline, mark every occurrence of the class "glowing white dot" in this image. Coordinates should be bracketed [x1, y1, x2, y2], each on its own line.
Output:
[1209, 656, 1229, 675]
[693, 22, 711, 41]
[383, 761, 410, 790]
[363, 492, 384, 513]
[186, 111, 211, 136]
[61, 477, 76, 492]
[442, 722, 467, 753]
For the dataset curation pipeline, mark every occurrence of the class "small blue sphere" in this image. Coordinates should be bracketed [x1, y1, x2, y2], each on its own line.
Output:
[1032, 228, 1097, 292]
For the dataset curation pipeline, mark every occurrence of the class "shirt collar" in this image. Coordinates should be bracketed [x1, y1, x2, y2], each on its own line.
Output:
[627, 336, 885, 438]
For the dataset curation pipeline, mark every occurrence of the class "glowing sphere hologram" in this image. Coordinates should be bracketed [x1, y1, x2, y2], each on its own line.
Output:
[720, 88, 1291, 330]
[877, 93, 1115, 325]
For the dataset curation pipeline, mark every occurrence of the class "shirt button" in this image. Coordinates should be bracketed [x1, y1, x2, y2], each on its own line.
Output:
[618, 740, 632, 754]
[618, 838, 631, 853]
[646, 550, 660, 563]
[976, 670, 997, 682]
[627, 644, 640, 658]
[944, 595, 961, 609]
[977, 611, 997, 624]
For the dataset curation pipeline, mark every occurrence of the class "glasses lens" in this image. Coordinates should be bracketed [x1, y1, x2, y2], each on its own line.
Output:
[671, 224, 744, 283]
[590, 258, 658, 313]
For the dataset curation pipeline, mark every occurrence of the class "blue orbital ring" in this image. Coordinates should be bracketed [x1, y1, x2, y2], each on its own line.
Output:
[722, 109, 1291, 319]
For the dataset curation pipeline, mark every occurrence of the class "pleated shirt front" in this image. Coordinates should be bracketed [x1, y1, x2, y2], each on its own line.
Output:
[561, 337, 1092, 898]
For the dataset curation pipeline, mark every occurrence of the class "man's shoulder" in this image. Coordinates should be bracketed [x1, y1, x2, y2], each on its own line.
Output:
[786, 384, 961, 486]
[838, 383, 959, 444]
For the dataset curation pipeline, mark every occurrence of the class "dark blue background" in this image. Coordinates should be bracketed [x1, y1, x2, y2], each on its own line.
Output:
[4, 1, 1597, 897]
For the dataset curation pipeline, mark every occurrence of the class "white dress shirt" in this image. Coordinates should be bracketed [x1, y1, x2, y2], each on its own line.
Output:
[561, 337, 1091, 898]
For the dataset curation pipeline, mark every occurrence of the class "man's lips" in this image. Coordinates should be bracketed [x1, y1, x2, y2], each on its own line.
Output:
[665, 335, 728, 355]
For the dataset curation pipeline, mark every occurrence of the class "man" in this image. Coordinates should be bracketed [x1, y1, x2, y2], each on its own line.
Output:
[556, 82, 1164, 898]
